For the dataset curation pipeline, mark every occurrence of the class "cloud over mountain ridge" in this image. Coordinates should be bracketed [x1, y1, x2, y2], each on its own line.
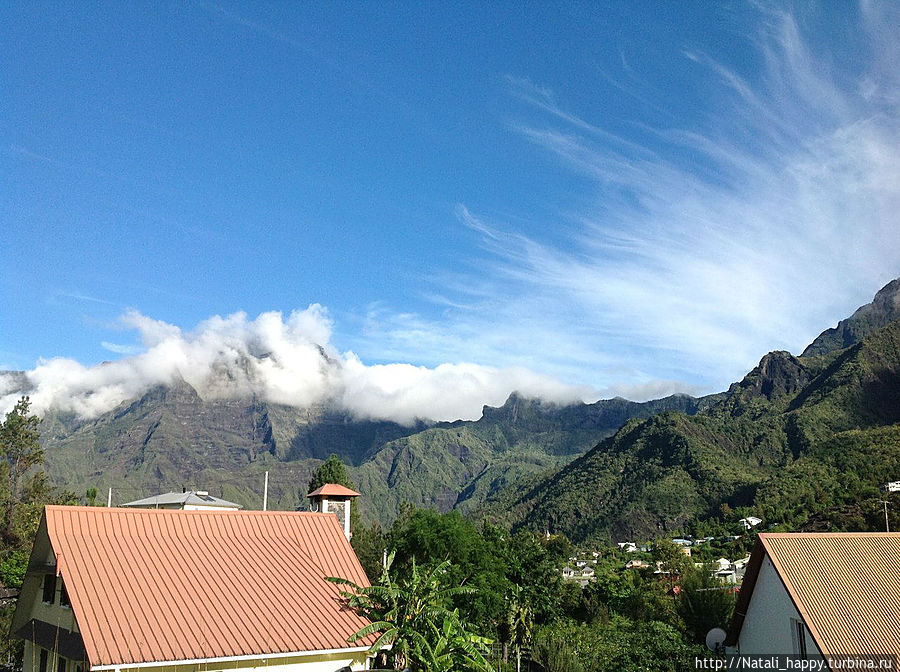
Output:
[0, 306, 588, 424]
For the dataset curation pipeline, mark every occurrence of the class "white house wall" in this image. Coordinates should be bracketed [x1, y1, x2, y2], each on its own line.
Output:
[737, 556, 819, 655]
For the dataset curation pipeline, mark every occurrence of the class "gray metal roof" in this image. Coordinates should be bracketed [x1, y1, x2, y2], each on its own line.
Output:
[122, 491, 242, 509]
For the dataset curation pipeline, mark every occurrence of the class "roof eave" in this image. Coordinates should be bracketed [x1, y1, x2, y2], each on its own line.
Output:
[89, 645, 374, 670]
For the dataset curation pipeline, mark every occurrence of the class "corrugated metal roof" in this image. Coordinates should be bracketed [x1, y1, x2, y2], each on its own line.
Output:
[44, 506, 373, 667]
[122, 491, 242, 508]
[728, 532, 900, 655]
[307, 484, 362, 498]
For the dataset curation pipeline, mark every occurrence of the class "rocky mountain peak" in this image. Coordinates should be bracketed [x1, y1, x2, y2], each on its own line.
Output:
[802, 277, 900, 357]
[735, 350, 811, 401]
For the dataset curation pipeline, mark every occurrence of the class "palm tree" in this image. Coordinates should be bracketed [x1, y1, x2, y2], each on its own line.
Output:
[328, 552, 493, 671]
[507, 585, 533, 672]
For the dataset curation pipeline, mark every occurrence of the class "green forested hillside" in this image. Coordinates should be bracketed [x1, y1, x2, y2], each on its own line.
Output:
[27, 378, 699, 524]
[498, 317, 900, 543]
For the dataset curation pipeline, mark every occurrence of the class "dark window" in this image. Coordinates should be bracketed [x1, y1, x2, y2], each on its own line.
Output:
[42, 575, 57, 604]
[39, 649, 48, 672]
[57, 656, 67, 672]
[59, 580, 70, 608]
[797, 620, 808, 658]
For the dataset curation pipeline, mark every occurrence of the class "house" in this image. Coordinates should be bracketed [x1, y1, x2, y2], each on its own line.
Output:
[11, 504, 376, 672]
[616, 542, 638, 553]
[122, 489, 242, 510]
[625, 559, 649, 570]
[726, 532, 900, 656]
[739, 516, 762, 530]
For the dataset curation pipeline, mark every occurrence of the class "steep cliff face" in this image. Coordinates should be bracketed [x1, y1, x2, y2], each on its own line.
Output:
[802, 278, 900, 357]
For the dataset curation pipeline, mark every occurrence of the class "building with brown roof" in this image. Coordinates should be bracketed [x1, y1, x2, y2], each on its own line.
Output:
[11, 505, 376, 672]
[726, 532, 900, 657]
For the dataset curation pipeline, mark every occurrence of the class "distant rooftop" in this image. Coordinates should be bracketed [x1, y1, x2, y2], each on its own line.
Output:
[122, 490, 242, 509]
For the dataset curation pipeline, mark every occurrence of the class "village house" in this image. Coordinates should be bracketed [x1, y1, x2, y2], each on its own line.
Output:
[738, 516, 762, 530]
[122, 489, 242, 510]
[726, 532, 900, 656]
[11, 501, 376, 672]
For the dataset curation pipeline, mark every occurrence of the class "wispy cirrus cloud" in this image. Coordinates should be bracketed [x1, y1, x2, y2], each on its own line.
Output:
[355, 5, 900, 396]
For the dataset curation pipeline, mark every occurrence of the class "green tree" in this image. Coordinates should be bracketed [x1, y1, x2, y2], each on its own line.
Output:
[532, 616, 703, 672]
[505, 585, 533, 672]
[306, 453, 354, 493]
[328, 553, 492, 671]
[0, 398, 76, 664]
[352, 519, 388, 580]
[677, 566, 736, 645]
[390, 510, 510, 631]
[0, 397, 43, 543]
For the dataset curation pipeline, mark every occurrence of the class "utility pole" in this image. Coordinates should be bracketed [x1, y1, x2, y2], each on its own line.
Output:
[878, 500, 891, 532]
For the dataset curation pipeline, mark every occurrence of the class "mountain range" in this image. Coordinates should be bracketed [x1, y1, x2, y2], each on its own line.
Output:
[494, 278, 900, 542]
[4, 277, 900, 538]
[7, 365, 701, 526]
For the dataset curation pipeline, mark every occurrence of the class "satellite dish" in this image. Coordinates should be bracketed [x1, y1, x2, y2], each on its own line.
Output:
[706, 627, 727, 653]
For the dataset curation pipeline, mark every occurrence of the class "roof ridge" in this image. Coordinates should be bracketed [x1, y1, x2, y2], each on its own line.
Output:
[45, 505, 327, 517]
[759, 531, 900, 538]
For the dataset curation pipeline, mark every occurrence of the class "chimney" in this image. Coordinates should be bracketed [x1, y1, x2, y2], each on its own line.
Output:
[306, 484, 361, 541]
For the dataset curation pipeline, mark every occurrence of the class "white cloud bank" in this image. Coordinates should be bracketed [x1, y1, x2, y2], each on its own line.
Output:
[0, 307, 589, 423]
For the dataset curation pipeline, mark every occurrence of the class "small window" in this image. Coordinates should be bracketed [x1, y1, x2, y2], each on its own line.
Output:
[42, 575, 57, 604]
[57, 656, 67, 672]
[60, 580, 71, 608]
[794, 619, 808, 658]
[39, 649, 48, 672]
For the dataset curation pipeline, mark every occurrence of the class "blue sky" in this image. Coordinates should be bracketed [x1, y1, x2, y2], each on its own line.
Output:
[2, 2, 900, 421]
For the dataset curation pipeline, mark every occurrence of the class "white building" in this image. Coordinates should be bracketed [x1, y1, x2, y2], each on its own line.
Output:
[738, 516, 762, 530]
[122, 490, 241, 510]
[726, 532, 900, 656]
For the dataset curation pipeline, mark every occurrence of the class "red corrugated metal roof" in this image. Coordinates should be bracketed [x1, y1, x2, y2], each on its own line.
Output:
[44, 506, 373, 667]
[307, 484, 362, 498]
[727, 532, 900, 654]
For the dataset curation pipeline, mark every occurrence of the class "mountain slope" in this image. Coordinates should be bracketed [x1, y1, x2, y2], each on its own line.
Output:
[26, 377, 700, 523]
[802, 278, 900, 357]
[498, 280, 900, 543]
[352, 392, 704, 525]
